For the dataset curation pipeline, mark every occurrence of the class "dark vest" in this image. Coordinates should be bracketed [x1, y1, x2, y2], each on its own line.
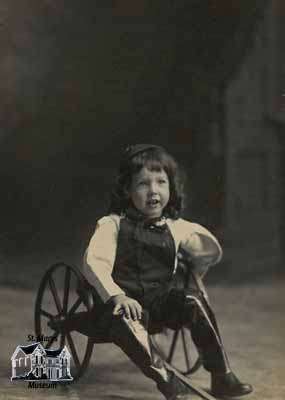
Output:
[112, 216, 176, 308]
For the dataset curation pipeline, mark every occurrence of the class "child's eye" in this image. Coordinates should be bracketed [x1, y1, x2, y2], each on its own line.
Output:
[158, 179, 167, 184]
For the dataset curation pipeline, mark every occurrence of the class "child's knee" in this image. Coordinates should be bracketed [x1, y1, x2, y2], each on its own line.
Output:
[158, 288, 205, 327]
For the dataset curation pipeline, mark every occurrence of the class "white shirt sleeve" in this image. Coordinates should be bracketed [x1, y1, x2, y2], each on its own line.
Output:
[174, 219, 223, 276]
[83, 215, 125, 303]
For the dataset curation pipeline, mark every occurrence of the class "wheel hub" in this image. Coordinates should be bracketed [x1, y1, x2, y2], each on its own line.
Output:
[48, 314, 67, 332]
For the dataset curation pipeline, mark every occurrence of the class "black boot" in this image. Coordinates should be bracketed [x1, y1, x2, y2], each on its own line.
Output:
[157, 370, 193, 400]
[211, 372, 253, 397]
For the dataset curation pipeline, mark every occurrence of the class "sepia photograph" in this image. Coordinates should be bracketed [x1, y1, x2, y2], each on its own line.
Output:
[0, 1, 284, 399]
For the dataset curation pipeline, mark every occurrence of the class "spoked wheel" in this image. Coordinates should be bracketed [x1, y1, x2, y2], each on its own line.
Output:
[35, 262, 95, 380]
[152, 327, 202, 376]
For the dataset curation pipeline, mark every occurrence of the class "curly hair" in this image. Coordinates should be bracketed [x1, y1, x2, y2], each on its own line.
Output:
[109, 146, 185, 219]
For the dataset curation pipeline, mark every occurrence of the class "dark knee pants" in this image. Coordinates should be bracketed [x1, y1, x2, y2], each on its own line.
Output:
[90, 288, 231, 383]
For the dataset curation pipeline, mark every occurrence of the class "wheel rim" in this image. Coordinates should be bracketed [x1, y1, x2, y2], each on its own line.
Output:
[151, 327, 202, 376]
[35, 262, 94, 380]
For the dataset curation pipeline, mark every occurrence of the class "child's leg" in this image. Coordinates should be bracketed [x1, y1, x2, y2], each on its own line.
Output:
[182, 292, 231, 374]
[109, 313, 169, 383]
[150, 287, 231, 374]
[108, 313, 194, 399]
[150, 288, 252, 397]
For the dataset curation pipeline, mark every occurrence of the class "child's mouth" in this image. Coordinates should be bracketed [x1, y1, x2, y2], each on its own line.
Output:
[147, 199, 160, 207]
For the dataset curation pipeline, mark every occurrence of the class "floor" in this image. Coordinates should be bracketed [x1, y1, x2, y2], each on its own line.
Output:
[0, 281, 284, 400]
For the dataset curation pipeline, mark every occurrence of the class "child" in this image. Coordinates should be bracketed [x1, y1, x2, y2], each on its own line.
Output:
[83, 144, 252, 400]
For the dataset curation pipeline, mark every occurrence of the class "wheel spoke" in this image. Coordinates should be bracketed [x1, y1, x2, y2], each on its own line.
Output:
[45, 333, 59, 349]
[63, 268, 71, 315]
[60, 333, 66, 349]
[68, 297, 82, 316]
[181, 328, 191, 371]
[40, 309, 54, 319]
[167, 329, 179, 363]
[49, 276, 62, 314]
[66, 332, 80, 369]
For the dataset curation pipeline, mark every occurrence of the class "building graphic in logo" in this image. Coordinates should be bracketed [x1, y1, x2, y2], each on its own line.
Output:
[11, 342, 73, 381]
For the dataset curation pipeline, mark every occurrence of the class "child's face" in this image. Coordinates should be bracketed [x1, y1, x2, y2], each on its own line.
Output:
[129, 167, 170, 219]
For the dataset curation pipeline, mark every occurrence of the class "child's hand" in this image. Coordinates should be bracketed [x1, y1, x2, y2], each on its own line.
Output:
[111, 294, 142, 320]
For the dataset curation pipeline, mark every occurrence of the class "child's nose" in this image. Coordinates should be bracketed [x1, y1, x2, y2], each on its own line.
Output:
[149, 182, 158, 194]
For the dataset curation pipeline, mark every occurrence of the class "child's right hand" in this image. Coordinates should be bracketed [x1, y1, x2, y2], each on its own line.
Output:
[110, 294, 142, 321]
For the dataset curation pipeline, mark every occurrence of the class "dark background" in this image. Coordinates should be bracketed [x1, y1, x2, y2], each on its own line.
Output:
[0, 0, 283, 288]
